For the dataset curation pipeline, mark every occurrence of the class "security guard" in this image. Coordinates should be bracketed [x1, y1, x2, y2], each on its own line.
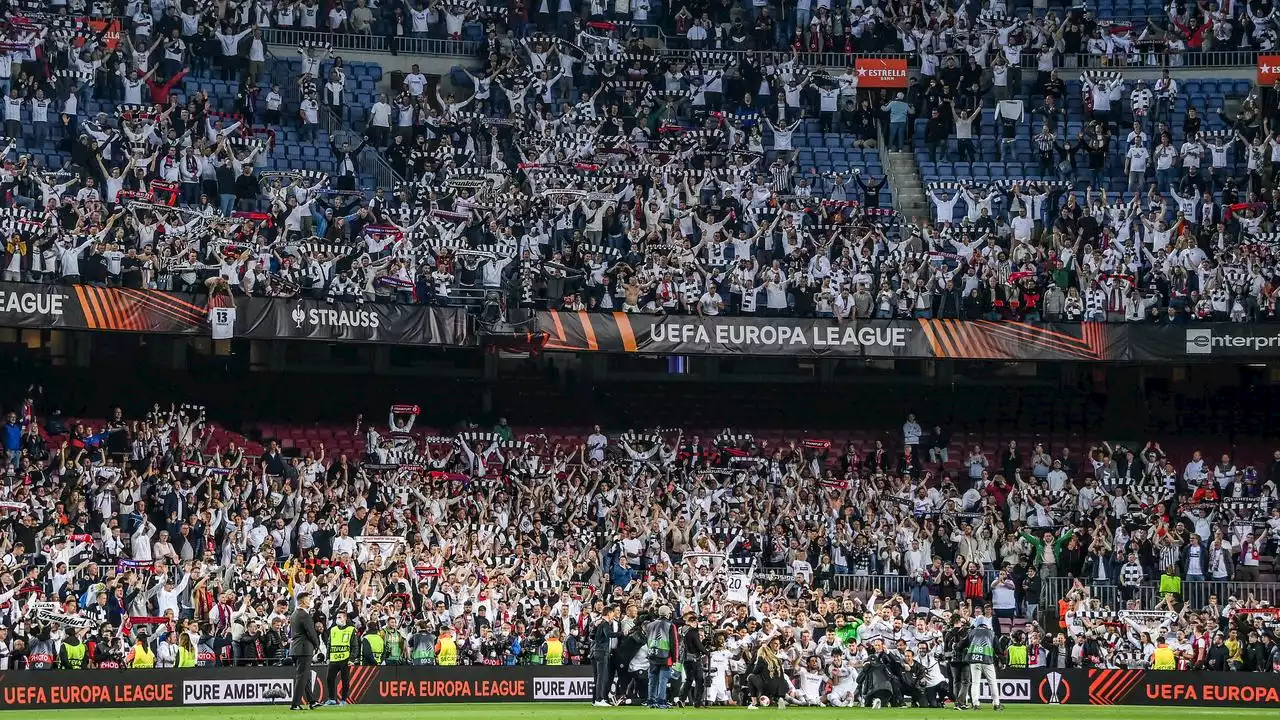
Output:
[326, 612, 355, 705]
[126, 632, 156, 669]
[1152, 637, 1177, 670]
[176, 636, 197, 668]
[541, 629, 564, 666]
[1005, 631, 1028, 669]
[435, 626, 458, 666]
[360, 620, 385, 666]
[60, 629, 88, 669]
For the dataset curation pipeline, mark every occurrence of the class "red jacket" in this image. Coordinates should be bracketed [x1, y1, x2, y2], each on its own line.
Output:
[147, 68, 188, 104]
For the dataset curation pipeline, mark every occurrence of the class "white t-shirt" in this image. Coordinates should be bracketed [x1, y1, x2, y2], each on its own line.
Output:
[404, 72, 427, 96]
[1125, 146, 1150, 171]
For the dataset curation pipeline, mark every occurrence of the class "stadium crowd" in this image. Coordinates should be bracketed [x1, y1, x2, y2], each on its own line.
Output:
[0, 0, 1274, 712]
[0, 4, 1279, 321]
[0, 394, 1275, 710]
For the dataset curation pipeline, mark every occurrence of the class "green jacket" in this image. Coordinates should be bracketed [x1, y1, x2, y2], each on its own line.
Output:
[834, 620, 862, 644]
[1020, 527, 1074, 567]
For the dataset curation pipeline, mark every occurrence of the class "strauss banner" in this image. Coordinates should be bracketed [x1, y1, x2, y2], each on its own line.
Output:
[0, 282, 473, 348]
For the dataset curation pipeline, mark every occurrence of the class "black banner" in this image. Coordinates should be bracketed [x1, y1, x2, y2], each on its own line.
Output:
[236, 296, 472, 346]
[0, 666, 1277, 709]
[0, 283, 206, 334]
[535, 311, 1120, 361]
[0, 282, 474, 348]
[0, 665, 593, 709]
[1019, 668, 1280, 707]
[1130, 325, 1280, 360]
[0, 279, 1276, 361]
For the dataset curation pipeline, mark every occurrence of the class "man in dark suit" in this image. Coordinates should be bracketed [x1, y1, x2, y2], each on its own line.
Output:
[590, 606, 619, 706]
[290, 592, 322, 710]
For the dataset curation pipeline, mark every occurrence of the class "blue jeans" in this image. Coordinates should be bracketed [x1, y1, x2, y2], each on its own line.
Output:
[888, 121, 906, 150]
[220, 193, 237, 215]
[647, 663, 671, 706]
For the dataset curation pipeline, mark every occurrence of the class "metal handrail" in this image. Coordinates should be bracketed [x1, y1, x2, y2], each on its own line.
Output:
[259, 27, 483, 58]
[599, 47, 1263, 72]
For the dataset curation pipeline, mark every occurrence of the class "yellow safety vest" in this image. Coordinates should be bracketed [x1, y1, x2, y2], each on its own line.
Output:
[177, 646, 196, 668]
[1006, 644, 1028, 668]
[129, 644, 156, 669]
[437, 636, 457, 666]
[329, 626, 355, 663]
[363, 632, 385, 665]
[63, 642, 87, 669]
[544, 638, 564, 666]
[1152, 646, 1176, 670]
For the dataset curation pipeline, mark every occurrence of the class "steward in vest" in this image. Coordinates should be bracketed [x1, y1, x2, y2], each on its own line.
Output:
[541, 629, 565, 666]
[383, 618, 405, 665]
[1152, 637, 1177, 670]
[360, 619, 385, 666]
[325, 612, 354, 705]
[60, 630, 88, 669]
[435, 626, 458, 666]
[1005, 631, 1029, 668]
[176, 636, 197, 668]
[126, 632, 156, 668]
[409, 619, 436, 665]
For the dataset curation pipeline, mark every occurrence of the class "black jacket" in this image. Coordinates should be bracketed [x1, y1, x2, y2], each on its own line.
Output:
[289, 607, 321, 658]
[683, 626, 707, 659]
[591, 619, 618, 659]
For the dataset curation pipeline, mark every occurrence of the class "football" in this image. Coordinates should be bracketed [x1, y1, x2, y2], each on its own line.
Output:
[760, 697, 771, 707]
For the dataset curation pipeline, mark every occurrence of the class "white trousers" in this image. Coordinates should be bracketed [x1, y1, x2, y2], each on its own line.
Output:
[969, 663, 1001, 707]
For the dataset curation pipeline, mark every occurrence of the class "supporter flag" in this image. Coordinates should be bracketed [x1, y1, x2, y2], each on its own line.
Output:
[1258, 55, 1280, 84]
[391, 404, 421, 415]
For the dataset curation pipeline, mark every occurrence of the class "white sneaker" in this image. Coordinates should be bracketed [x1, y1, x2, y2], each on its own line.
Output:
[872, 698, 882, 709]
[593, 700, 610, 708]
[747, 704, 759, 710]
[778, 698, 787, 710]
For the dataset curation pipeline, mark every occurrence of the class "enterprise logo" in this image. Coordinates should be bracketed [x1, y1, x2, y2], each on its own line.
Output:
[1185, 329, 1212, 354]
[1185, 328, 1280, 355]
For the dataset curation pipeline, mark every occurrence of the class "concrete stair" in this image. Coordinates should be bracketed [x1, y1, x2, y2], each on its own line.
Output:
[886, 151, 928, 221]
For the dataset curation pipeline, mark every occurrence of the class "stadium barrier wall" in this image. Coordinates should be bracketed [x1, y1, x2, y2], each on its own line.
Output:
[533, 310, 1280, 362]
[0, 665, 593, 709]
[2, 281, 1280, 360]
[0, 665, 1278, 709]
[0, 283, 474, 347]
